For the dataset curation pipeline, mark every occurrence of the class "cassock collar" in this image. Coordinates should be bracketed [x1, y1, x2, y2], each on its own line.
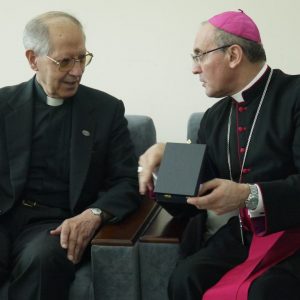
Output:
[231, 64, 270, 103]
[47, 97, 64, 106]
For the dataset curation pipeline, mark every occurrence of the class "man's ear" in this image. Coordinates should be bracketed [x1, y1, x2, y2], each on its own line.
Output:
[25, 50, 39, 71]
[227, 45, 243, 69]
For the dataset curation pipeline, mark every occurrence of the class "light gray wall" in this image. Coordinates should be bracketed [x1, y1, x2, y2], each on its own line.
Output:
[2, 0, 300, 142]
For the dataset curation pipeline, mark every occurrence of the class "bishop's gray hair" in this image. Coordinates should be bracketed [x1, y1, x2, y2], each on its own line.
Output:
[23, 11, 85, 56]
[213, 27, 266, 63]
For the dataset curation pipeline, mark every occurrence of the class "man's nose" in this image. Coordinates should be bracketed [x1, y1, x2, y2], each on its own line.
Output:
[192, 63, 202, 74]
[69, 60, 84, 76]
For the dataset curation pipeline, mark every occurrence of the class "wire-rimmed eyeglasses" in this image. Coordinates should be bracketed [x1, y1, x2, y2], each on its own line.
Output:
[46, 51, 93, 72]
[191, 45, 232, 64]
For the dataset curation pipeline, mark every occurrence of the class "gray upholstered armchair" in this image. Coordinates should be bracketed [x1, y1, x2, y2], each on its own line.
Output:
[88, 115, 159, 300]
[0, 115, 157, 300]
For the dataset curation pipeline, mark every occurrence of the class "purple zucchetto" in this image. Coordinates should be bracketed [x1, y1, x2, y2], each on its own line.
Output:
[208, 9, 261, 43]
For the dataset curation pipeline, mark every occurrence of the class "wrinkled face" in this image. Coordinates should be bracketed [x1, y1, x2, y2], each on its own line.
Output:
[34, 20, 86, 99]
[192, 23, 233, 98]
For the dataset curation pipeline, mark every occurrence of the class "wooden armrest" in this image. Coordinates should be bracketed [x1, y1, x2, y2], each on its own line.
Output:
[91, 196, 159, 246]
[139, 208, 189, 244]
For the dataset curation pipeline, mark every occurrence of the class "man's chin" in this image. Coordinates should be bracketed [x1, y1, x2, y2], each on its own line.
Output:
[204, 89, 214, 98]
[59, 87, 79, 99]
[204, 88, 224, 99]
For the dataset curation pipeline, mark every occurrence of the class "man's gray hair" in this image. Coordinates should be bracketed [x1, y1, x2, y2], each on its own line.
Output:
[212, 26, 266, 63]
[23, 11, 85, 56]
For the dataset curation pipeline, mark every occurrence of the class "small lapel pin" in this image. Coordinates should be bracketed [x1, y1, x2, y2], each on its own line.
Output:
[82, 130, 90, 136]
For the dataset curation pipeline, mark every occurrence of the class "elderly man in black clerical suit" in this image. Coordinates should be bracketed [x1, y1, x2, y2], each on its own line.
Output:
[0, 11, 140, 300]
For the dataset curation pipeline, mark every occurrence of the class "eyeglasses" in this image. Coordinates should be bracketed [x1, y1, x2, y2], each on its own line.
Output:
[46, 52, 94, 72]
[191, 45, 232, 64]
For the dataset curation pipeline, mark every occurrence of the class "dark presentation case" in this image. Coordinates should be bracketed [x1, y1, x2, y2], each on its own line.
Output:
[154, 143, 206, 216]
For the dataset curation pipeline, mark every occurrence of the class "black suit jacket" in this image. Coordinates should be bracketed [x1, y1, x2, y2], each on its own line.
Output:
[0, 77, 140, 220]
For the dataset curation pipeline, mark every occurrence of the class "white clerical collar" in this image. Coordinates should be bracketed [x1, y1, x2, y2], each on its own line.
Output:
[47, 96, 64, 106]
[232, 63, 268, 103]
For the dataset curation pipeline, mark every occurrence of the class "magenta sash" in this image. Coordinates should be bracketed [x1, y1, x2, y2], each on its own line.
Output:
[203, 225, 300, 300]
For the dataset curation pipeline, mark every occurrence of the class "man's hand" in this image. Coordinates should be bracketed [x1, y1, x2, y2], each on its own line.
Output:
[138, 143, 165, 195]
[187, 178, 250, 215]
[50, 209, 102, 264]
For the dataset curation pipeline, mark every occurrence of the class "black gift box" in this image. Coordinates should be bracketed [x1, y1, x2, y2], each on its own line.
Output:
[154, 142, 206, 216]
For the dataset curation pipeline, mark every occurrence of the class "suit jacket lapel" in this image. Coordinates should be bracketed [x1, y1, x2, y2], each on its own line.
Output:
[5, 79, 34, 200]
[69, 87, 96, 209]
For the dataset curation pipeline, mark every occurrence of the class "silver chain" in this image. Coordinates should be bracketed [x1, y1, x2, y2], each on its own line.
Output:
[226, 69, 273, 245]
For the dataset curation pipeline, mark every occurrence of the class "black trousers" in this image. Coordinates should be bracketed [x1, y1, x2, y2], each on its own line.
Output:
[0, 203, 78, 300]
[168, 217, 300, 300]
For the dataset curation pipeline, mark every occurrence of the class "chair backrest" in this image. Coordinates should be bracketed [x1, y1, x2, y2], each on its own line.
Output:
[187, 112, 204, 143]
[125, 115, 157, 157]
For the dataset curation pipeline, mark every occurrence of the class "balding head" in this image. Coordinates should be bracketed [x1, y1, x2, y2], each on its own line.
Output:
[23, 11, 85, 56]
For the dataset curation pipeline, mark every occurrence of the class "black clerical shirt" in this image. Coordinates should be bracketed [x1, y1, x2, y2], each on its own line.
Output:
[22, 81, 72, 209]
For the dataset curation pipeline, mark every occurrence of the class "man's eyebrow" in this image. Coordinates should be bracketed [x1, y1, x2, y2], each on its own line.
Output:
[193, 48, 202, 54]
